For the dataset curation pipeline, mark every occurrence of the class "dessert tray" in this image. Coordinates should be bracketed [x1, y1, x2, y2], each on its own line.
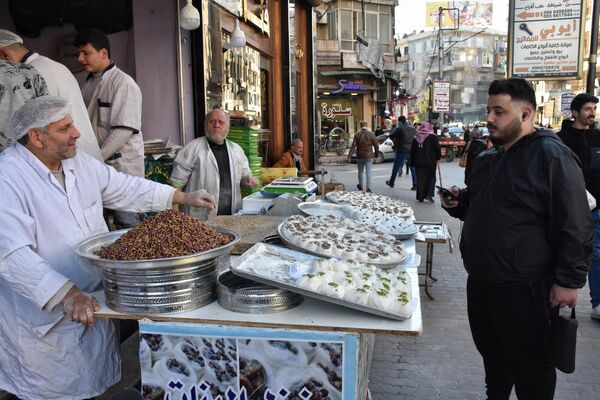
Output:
[231, 243, 413, 320]
[296, 201, 357, 219]
[278, 215, 407, 267]
[353, 208, 419, 239]
[326, 191, 414, 218]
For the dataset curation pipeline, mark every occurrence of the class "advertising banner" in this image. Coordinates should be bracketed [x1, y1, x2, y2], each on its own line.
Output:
[433, 81, 451, 112]
[426, 1, 493, 28]
[509, 0, 585, 79]
[561, 92, 575, 114]
[139, 322, 359, 400]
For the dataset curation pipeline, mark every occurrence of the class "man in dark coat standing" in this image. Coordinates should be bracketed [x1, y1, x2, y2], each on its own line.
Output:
[442, 78, 593, 399]
[557, 93, 600, 320]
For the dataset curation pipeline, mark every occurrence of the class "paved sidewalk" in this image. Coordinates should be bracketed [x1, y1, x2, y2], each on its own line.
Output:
[365, 169, 600, 400]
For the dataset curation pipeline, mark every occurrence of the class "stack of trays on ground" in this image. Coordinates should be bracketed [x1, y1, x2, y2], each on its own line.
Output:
[261, 176, 318, 196]
[228, 126, 262, 196]
[278, 215, 407, 266]
[231, 243, 412, 320]
[326, 190, 414, 219]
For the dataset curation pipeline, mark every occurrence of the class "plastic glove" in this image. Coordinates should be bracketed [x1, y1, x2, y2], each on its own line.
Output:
[241, 175, 260, 188]
[187, 190, 217, 210]
[61, 287, 100, 327]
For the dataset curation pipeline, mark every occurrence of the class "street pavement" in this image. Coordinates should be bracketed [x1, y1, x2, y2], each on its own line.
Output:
[317, 159, 600, 400]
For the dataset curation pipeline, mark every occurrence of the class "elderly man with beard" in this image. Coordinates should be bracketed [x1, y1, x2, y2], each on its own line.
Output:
[440, 78, 593, 399]
[170, 109, 259, 220]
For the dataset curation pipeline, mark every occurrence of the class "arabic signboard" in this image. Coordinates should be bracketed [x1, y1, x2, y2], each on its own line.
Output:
[320, 101, 353, 119]
[561, 92, 575, 114]
[332, 80, 365, 94]
[139, 321, 357, 400]
[509, 0, 585, 79]
[426, 1, 493, 28]
[432, 81, 451, 113]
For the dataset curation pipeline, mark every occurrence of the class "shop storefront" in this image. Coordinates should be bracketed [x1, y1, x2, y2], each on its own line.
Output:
[191, 0, 317, 168]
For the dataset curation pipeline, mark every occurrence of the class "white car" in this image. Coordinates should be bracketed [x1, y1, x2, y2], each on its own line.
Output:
[352, 133, 395, 164]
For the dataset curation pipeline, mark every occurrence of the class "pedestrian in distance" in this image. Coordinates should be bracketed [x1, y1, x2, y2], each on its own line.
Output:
[347, 120, 378, 192]
[386, 115, 416, 189]
[409, 121, 440, 202]
[441, 78, 593, 399]
[556, 92, 600, 320]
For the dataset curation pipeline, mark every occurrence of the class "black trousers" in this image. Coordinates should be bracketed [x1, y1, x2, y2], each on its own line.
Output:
[467, 276, 556, 400]
[415, 166, 436, 201]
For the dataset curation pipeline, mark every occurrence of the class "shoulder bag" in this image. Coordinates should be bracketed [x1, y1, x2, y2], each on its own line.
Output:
[458, 142, 471, 168]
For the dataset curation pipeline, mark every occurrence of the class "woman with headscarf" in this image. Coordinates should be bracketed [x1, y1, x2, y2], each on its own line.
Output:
[409, 122, 441, 202]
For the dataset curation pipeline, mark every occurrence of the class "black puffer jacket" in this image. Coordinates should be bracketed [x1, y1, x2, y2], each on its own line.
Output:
[446, 129, 593, 288]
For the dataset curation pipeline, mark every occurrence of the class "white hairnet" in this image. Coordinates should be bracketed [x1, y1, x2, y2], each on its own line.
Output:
[0, 29, 22, 48]
[8, 96, 71, 141]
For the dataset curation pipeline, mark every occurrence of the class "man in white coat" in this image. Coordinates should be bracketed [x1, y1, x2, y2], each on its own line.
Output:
[0, 29, 103, 161]
[0, 96, 215, 400]
[74, 28, 145, 229]
[170, 109, 260, 220]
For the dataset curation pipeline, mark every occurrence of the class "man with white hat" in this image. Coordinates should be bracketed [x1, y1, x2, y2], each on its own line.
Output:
[0, 29, 103, 161]
[0, 96, 216, 400]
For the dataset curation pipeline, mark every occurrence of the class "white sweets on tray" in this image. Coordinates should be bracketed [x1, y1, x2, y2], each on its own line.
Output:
[231, 243, 413, 320]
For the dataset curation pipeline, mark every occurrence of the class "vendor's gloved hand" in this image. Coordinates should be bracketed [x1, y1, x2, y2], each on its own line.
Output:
[241, 175, 260, 188]
[61, 287, 100, 327]
[186, 190, 217, 211]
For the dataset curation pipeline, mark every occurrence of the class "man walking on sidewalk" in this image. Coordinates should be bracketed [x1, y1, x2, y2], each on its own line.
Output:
[557, 93, 600, 320]
[386, 115, 416, 189]
[347, 121, 378, 192]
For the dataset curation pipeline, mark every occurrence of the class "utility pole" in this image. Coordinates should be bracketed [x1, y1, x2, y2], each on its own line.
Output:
[438, 7, 444, 129]
[587, 0, 599, 94]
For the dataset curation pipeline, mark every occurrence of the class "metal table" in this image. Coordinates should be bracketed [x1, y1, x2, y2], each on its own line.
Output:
[415, 222, 451, 300]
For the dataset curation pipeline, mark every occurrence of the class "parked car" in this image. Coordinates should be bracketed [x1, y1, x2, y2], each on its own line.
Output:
[448, 127, 463, 137]
[351, 133, 395, 164]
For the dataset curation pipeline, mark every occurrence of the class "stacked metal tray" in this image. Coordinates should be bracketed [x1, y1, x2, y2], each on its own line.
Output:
[75, 227, 239, 314]
[217, 271, 303, 313]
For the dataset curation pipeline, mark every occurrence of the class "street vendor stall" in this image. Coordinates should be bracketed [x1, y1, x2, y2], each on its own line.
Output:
[439, 137, 466, 162]
[77, 191, 423, 400]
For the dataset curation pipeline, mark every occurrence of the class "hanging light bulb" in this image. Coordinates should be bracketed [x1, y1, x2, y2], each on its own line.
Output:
[230, 19, 246, 48]
[180, 0, 200, 30]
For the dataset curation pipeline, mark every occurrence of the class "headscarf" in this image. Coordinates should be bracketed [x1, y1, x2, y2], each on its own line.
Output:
[8, 96, 71, 141]
[414, 121, 434, 144]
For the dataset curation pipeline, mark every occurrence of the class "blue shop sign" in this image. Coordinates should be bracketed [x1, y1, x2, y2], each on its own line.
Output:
[332, 79, 365, 94]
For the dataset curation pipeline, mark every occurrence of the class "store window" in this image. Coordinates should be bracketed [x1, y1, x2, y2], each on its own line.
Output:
[202, 1, 269, 129]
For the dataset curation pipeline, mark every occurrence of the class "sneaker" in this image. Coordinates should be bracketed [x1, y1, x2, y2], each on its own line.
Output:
[410, 186, 416, 191]
[357, 184, 362, 190]
[367, 188, 372, 193]
[427, 197, 435, 203]
[592, 305, 600, 320]
[385, 180, 394, 188]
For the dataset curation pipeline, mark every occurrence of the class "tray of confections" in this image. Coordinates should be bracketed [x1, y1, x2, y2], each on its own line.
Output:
[325, 190, 414, 218]
[231, 242, 413, 320]
[277, 215, 407, 268]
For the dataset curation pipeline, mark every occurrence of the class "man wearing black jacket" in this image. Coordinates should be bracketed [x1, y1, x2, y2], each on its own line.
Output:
[441, 78, 593, 399]
[386, 115, 416, 188]
[557, 93, 600, 320]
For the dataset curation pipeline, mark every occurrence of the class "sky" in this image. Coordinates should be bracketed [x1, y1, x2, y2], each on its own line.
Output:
[395, 0, 510, 37]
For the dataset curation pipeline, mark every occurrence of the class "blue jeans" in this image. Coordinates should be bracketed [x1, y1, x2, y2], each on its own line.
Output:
[388, 151, 410, 186]
[590, 210, 600, 308]
[356, 159, 373, 190]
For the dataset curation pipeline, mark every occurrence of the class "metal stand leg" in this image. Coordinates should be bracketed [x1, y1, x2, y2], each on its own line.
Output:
[419, 242, 435, 300]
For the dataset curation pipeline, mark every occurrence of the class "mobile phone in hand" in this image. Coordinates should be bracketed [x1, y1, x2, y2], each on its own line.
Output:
[436, 185, 459, 202]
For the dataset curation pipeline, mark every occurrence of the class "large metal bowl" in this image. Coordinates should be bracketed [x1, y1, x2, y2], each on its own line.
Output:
[75, 226, 240, 314]
[74, 226, 240, 270]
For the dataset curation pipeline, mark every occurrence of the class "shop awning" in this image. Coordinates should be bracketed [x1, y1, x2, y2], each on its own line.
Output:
[320, 70, 399, 82]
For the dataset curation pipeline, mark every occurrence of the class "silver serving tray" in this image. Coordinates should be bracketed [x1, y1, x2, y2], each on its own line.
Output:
[297, 202, 357, 219]
[325, 192, 415, 218]
[74, 226, 240, 270]
[231, 243, 412, 321]
[277, 224, 407, 269]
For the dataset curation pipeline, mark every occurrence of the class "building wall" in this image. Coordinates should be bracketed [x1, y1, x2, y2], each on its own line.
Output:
[0, 0, 190, 144]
